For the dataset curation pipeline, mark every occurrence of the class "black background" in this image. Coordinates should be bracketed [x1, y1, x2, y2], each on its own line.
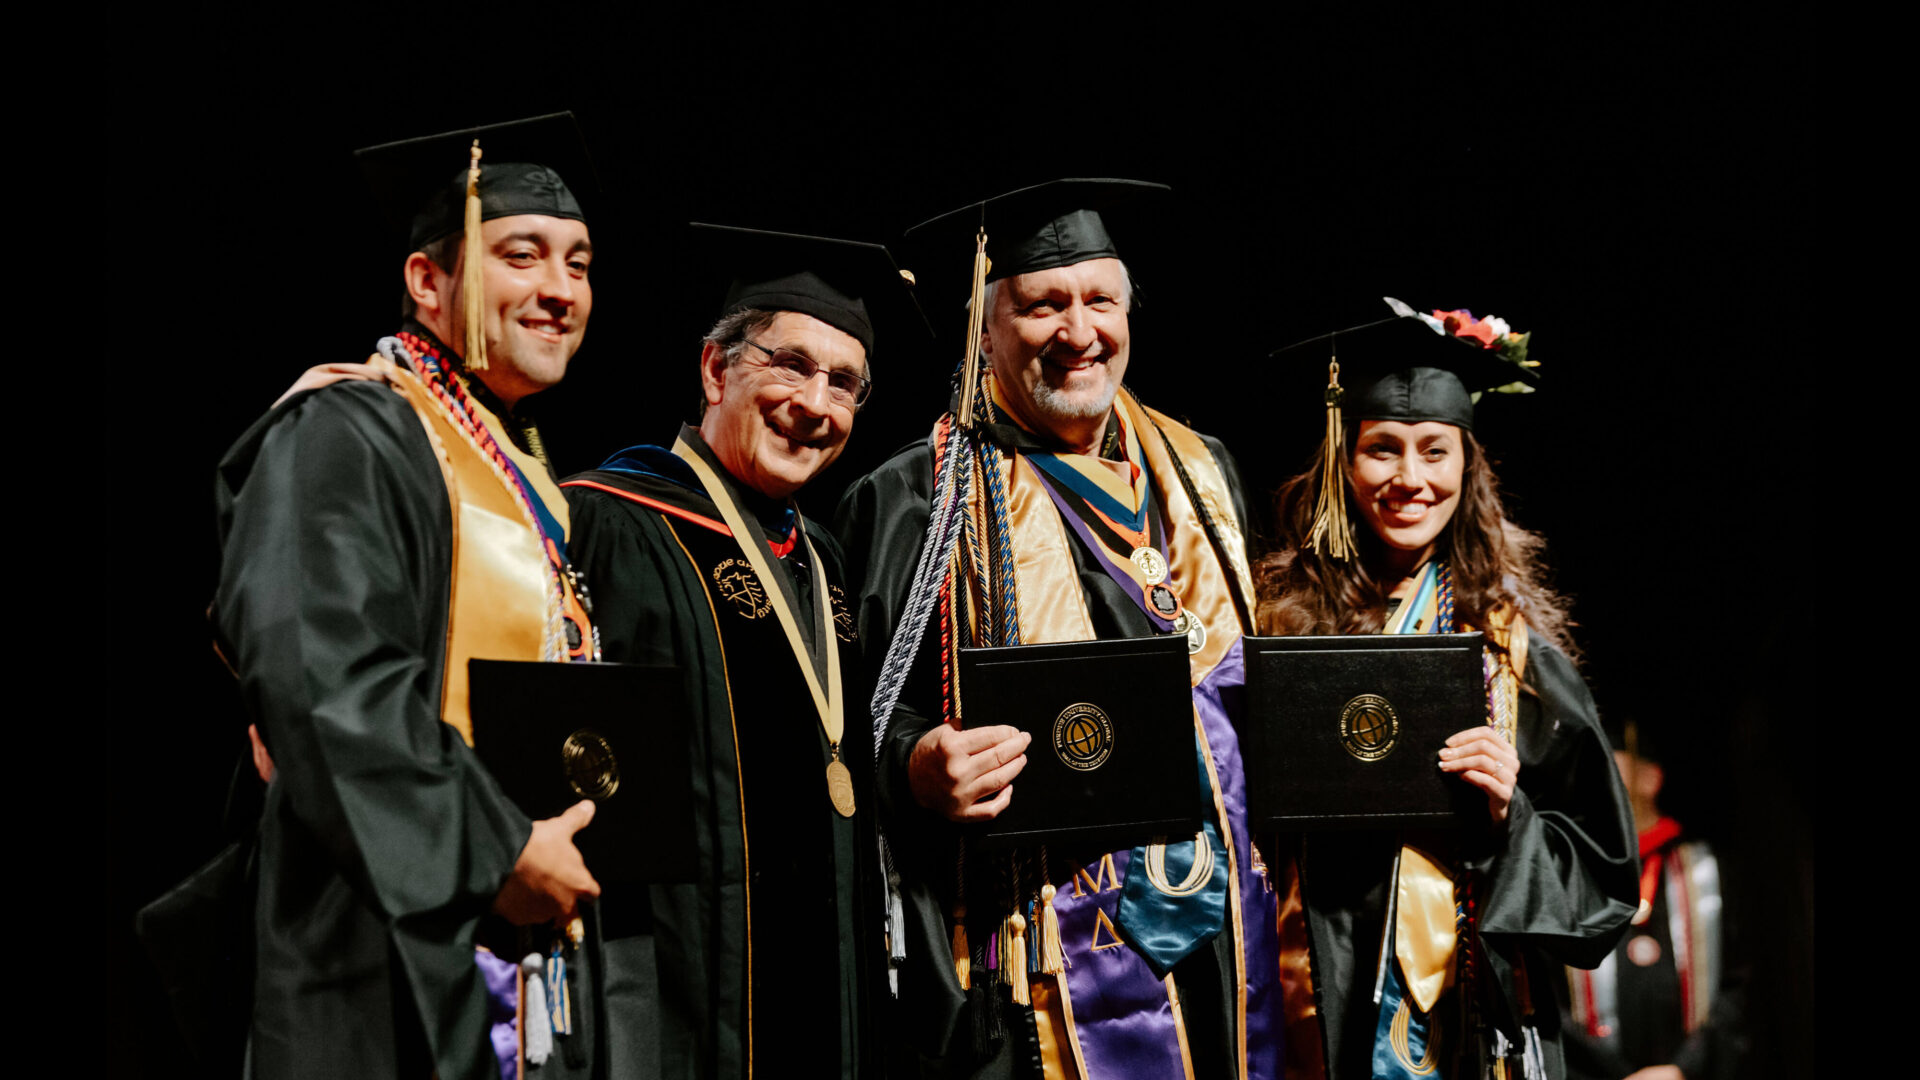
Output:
[116, 9, 1813, 1076]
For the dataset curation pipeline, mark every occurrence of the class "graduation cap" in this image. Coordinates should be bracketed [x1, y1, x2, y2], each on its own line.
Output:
[353, 112, 597, 370]
[1270, 298, 1541, 560]
[692, 223, 930, 360]
[354, 111, 596, 252]
[904, 177, 1168, 284]
[902, 178, 1167, 426]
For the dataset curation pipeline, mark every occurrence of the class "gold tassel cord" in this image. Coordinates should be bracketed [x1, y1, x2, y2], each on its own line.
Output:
[957, 227, 989, 428]
[1038, 884, 1065, 975]
[1306, 356, 1354, 560]
[951, 903, 971, 990]
[1005, 913, 1030, 1006]
[462, 139, 489, 371]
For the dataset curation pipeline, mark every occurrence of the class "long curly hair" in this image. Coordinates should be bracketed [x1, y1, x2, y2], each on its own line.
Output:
[1255, 428, 1577, 659]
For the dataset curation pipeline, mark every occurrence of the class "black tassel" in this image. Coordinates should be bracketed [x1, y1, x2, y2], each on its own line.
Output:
[968, 982, 1005, 1060]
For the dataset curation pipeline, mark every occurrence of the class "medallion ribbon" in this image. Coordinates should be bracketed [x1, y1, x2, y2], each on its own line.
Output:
[674, 436, 854, 817]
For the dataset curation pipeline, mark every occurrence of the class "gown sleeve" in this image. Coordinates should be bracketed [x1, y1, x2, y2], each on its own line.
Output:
[213, 383, 532, 939]
[1465, 629, 1638, 969]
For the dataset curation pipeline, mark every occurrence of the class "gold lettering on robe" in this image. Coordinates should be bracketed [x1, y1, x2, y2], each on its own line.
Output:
[1091, 908, 1125, 952]
[1071, 854, 1121, 898]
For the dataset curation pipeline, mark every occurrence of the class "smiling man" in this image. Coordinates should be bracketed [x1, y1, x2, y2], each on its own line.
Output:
[210, 115, 606, 1080]
[560, 225, 925, 1079]
[835, 180, 1282, 1079]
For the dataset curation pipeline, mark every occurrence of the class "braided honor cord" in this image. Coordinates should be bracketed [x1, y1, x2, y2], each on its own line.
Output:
[870, 416, 979, 993]
[869, 415, 978, 756]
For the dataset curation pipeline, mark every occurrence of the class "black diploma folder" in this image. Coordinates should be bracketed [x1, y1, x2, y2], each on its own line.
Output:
[959, 636, 1201, 850]
[468, 659, 698, 884]
[1243, 633, 1486, 830]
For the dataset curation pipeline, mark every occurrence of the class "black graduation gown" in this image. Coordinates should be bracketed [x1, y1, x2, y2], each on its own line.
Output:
[563, 446, 877, 1080]
[831, 430, 1255, 1079]
[213, 381, 531, 1080]
[1295, 631, 1639, 1080]
[1559, 834, 1747, 1080]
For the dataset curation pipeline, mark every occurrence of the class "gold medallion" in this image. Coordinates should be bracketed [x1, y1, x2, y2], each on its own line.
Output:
[1053, 702, 1115, 772]
[826, 757, 857, 817]
[1338, 694, 1400, 761]
[1129, 546, 1168, 585]
[561, 729, 621, 799]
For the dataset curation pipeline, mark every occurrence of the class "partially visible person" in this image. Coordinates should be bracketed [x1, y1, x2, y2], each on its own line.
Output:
[1258, 301, 1638, 1079]
[1561, 720, 1747, 1080]
[211, 115, 605, 1080]
[559, 226, 926, 1078]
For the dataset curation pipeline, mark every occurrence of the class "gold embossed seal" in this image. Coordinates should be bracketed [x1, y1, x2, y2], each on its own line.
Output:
[561, 729, 621, 799]
[1053, 702, 1115, 772]
[1338, 694, 1400, 762]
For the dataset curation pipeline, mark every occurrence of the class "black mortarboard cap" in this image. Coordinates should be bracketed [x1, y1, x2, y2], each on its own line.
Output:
[1271, 298, 1540, 432]
[695, 223, 931, 358]
[355, 112, 595, 251]
[904, 178, 1168, 285]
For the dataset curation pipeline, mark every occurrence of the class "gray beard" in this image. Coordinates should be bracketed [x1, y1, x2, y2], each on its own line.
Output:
[1029, 373, 1119, 422]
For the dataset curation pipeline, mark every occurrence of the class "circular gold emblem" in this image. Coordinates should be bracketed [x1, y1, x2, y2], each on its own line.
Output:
[1129, 546, 1168, 585]
[711, 558, 772, 619]
[561, 729, 621, 799]
[1338, 694, 1400, 762]
[1053, 702, 1115, 772]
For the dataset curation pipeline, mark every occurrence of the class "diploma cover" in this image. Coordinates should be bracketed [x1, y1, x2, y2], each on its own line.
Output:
[959, 636, 1202, 850]
[469, 659, 698, 884]
[1242, 632, 1486, 829]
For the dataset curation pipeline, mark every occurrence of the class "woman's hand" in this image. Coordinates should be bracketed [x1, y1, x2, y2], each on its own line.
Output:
[1439, 725, 1520, 823]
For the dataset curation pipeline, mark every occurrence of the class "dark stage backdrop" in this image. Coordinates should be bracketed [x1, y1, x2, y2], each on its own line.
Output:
[116, 10, 1813, 1077]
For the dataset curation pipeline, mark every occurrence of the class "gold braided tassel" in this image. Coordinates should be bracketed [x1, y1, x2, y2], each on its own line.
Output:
[461, 139, 489, 371]
[951, 904, 971, 990]
[1306, 356, 1353, 560]
[1038, 885, 1065, 975]
[1005, 914, 1030, 1006]
[956, 227, 989, 428]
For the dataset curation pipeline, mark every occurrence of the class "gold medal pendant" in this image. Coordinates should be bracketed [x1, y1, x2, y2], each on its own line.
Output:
[1129, 545, 1167, 585]
[826, 754, 856, 817]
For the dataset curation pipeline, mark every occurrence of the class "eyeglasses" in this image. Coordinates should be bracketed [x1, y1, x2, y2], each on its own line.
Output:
[739, 338, 873, 408]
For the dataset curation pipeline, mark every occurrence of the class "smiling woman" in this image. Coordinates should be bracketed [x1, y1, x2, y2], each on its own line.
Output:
[1253, 301, 1637, 1080]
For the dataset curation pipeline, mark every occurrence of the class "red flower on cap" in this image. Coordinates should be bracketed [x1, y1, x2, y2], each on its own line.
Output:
[1435, 308, 1499, 348]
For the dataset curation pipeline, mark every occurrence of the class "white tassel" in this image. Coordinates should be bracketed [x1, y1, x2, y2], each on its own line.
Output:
[1523, 1024, 1546, 1080]
[521, 953, 552, 1066]
[887, 869, 906, 997]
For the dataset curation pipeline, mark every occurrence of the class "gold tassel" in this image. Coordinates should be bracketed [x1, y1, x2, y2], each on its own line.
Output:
[951, 904, 971, 989]
[1038, 885, 1065, 974]
[956, 227, 989, 428]
[461, 139, 489, 371]
[1005, 913, 1030, 1006]
[1306, 356, 1354, 560]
